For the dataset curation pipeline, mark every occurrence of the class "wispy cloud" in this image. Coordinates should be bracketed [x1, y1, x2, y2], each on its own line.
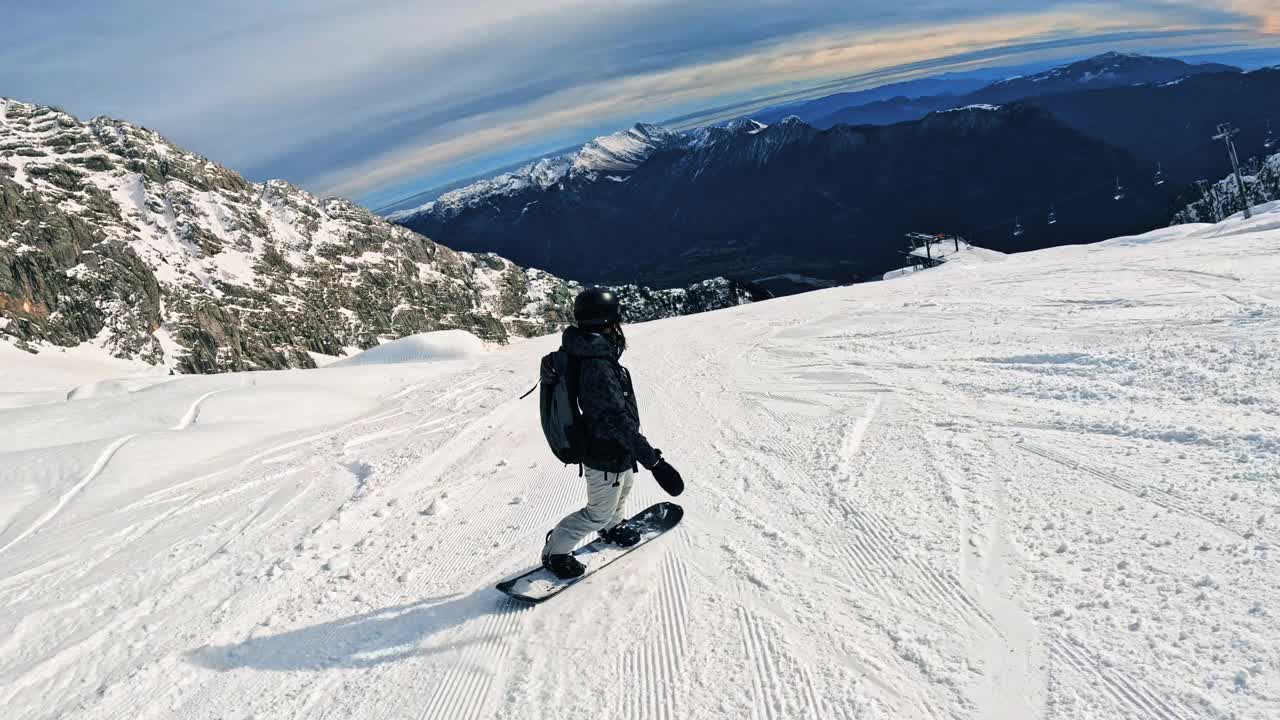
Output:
[2, 1, 1275, 205]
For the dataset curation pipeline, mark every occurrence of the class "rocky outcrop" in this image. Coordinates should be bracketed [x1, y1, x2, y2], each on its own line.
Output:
[0, 99, 580, 371]
[0, 170, 163, 362]
[612, 277, 768, 323]
[1172, 152, 1280, 224]
[0, 98, 761, 373]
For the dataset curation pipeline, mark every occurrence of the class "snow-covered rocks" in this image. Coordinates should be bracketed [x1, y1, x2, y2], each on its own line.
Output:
[0, 98, 577, 373]
[1173, 151, 1280, 224]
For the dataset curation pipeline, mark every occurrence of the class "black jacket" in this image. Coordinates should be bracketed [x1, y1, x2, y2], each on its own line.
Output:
[561, 326, 660, 473]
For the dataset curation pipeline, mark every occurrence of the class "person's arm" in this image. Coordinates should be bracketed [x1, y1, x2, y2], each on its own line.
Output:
[578, 359, 661, 468]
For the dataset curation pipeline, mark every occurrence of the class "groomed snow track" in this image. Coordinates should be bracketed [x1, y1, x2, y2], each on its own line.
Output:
[3, 205, 1280, 719]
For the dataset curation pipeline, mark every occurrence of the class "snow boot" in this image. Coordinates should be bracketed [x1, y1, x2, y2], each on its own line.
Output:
[542, 529, 586, 579]
[543, 553, 586, 580]
[599, 521, 641, 548]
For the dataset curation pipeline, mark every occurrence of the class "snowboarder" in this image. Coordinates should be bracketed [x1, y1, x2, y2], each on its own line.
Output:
[541, 287, 684, 579]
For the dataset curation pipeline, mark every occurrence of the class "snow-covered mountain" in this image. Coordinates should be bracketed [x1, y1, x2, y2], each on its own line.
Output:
[392, 123, 686, 223]
[393, 64, 1280, 294]
[0, 99, 760, 373]
[973, 51, 1239, 102]
[395, 104, 1164, 291]
[4, 203, 1279, 719]
[765, 51, 1242, 129]
[391, 156, 573, 223]
[394, 52, 1238, 227]
[571, 122, 684, 175]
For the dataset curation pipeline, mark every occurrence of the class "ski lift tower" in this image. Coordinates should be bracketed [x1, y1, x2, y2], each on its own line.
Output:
[1213, 122, 1252, 220]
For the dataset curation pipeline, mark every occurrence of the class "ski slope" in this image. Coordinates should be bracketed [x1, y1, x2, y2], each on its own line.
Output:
[3, 205, 1280, 719]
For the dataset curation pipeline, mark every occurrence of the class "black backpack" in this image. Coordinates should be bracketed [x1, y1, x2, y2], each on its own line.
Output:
[538, 350, 587, 465]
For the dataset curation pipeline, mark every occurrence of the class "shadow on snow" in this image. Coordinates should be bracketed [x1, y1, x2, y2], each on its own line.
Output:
[187, 589, 526, 672]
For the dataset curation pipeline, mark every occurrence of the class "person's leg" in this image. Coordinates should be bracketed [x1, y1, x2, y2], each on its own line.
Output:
[543, 467, 622, 558]
[603, 468, 635, 529]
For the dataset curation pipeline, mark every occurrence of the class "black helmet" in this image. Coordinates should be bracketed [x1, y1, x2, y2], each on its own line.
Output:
[573, 287, 622, 329]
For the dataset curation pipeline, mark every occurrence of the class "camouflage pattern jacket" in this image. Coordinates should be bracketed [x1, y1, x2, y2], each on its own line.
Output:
[561, 326, 660, 473]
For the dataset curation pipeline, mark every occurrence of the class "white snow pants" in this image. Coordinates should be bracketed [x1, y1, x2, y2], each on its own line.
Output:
[543, 466, 635, 557]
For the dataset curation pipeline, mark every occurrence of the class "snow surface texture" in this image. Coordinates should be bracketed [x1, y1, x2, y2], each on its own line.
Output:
[0, 340, 169, 409]
[2, 206, 1280, 719]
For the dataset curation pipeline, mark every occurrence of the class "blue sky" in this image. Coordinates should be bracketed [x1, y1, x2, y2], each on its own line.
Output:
[3, 1, 1278, 209]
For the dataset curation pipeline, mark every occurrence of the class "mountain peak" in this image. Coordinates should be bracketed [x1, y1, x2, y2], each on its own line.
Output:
[394, 124, 686, 221]
[631, 122, 673, 136]
[1092, 51, 1144, 60]
[973, 51, 1240, 103]
[725, 118, 768, 134]
[572, 123, 683, 175]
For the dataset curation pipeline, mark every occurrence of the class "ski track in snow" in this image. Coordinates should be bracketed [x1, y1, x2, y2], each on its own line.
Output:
[1014, 440, 1242, 536]
[172, 389, 224, 430]
[1048, 633, 1212, 720]
[0, 434, 138, 557]
[5, 207, 1280, 719]
[0, 382, 241, 561]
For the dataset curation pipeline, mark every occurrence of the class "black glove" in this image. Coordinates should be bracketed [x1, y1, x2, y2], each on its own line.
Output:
[649, 459, 684, 497]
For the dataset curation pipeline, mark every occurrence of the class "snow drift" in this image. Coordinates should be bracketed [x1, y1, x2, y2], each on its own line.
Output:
[329, 330, 487, 368]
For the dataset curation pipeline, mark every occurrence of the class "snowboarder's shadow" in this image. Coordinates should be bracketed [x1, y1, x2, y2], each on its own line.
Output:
[187, 589, 525, 672]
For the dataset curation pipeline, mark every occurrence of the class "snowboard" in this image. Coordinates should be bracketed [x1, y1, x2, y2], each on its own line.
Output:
[496, 502, 684, 603]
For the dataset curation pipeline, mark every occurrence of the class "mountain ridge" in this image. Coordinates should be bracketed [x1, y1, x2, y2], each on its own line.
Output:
[0, 98, 760, 373]
[395, 103, 1167, 291]
[803, 51, 1242, 128]
[384, 51, 1242, 222]
[391, 56, 1279, 293]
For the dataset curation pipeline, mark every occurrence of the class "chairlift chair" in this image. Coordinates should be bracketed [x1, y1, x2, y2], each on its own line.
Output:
[1047, 206, 1057, 225]
[1113, 177, 1126, 201]
[1153, 162, 1165, 186]
[1266, 121, 1276, 150]
[1013, 218, 1024, 237]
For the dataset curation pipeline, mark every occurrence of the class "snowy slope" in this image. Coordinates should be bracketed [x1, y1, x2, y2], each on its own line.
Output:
[3, 205, 1280, 719]
[571, 123, 684, 175]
